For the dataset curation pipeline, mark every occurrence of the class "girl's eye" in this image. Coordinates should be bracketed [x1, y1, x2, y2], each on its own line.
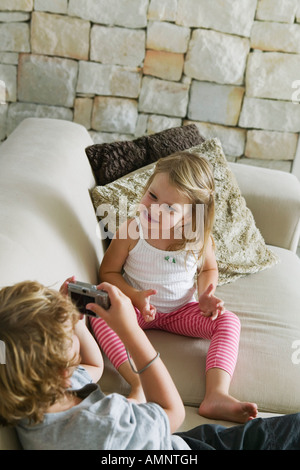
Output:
[149, 192, 157, 200]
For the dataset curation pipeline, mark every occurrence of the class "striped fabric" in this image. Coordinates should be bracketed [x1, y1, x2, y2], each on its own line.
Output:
[90, 303, 240, 377]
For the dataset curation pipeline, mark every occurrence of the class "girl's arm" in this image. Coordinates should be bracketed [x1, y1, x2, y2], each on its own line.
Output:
[100, 219, 157, 319]
[197, 237, 219, 295]
[87, 282, 185, 433]
[197, 237, 224, 319]
[100, 219, 141, 302]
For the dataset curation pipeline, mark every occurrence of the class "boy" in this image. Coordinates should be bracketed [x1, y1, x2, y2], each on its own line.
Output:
[0, 279, 299, 450]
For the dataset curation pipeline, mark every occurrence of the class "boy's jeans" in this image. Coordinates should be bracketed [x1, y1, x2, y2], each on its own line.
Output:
[176, 413, 300, 450]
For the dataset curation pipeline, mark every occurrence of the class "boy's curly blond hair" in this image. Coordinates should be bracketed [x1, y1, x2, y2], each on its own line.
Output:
[0, 281, 80, 426]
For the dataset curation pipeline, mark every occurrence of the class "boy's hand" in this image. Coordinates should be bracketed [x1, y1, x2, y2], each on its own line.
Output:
[198, 284, 225, 320]
[59, 276, 76, 296]
[86, 283, 140, 339]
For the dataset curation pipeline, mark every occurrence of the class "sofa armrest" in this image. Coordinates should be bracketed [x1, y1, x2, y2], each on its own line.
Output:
[229, 162, 300, 252]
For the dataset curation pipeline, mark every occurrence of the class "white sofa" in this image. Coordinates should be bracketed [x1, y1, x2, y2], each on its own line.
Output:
[0, 118, 300, 450]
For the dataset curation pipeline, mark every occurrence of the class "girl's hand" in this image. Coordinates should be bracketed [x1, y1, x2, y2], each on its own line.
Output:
[134, 289, 157, 323]
[198, 284, 225, 320]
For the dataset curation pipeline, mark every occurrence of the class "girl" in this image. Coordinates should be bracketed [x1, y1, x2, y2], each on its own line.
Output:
[90, 152, 258, 423]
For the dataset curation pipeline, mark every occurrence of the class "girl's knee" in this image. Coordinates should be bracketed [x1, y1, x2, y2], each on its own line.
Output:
[219, 310, 241, 333]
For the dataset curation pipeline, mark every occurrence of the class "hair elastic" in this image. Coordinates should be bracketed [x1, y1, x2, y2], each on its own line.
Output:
[126, 349, 160, 375]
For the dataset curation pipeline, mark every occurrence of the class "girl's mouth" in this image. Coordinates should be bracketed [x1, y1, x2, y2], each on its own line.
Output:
[142, 209, 159, 224]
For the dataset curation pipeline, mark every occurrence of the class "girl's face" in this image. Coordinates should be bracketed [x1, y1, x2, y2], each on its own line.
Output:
[139, 172, 192, 236]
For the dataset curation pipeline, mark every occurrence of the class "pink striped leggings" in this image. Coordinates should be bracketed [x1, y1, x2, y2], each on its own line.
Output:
[90, 302, 241, 377]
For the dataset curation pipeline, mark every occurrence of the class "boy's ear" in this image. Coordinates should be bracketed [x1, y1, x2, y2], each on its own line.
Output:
[61, 368, 72, 387]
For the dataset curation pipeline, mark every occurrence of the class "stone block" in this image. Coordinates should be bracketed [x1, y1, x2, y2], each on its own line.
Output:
[92, 97, 138, 134]
[185, 120, 246, 158]
[245, 130, 298, 161]
[7, 102, 72, 136]
[143, 50, 184, 81]
[68, 0, 148, 28]
[74, 98, 93, 130]
[18, 54, 78, 107]
[89, 131, 133, 144]
[256, 0, 297, 23]
[91, 25, 145, 67]
[147, 21, 190, 53]
[297, 3, 300, 23]
[110, 68, 142, 99]
[184, 29, 250, 85]
[147, 115, 182, 134]
[34, 0, 68, 14]
[135, 113, 148, 137]
[0, 53, 19, 65]
[246, 52, 300, 102]
[77, 62, 141, 98]
[0, 0, 33, 11]
[188, 81, 245, 126]
[31, 12, 90, 60]
[0, 79, 5, 104]
[148, 0, 177, 21]
[0, 12, 30, 21]
[77, 62, 111, 96]
[138, 76, 189, 117]
[239, 97, 300, 133]
[251, 21, 300, 53]
[0, 23, 30, 52]
[0, 64, 17, 102]
[176, 0, 257, 37]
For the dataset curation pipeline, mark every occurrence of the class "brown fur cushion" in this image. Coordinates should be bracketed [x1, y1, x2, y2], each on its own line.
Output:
[85, 124, 204, 185]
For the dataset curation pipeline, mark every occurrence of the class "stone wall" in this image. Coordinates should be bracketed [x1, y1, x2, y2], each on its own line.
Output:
[1, 0, 300, 174]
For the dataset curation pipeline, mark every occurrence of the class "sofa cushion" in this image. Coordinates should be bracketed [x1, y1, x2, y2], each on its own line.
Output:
[85, 124, 204, 185]
[100, 247, 300, 415]
[91, 138, 278, 285]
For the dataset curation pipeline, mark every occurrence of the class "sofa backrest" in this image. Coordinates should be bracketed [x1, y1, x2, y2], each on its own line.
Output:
[0, 118, 107, 449]
[0, 118, 105, 290]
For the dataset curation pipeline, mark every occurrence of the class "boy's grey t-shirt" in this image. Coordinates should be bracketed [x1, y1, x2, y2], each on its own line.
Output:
[16, 366, 190, 450]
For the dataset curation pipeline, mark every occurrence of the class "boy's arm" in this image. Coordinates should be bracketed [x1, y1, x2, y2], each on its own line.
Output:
[60, 277, 103, 382]
[75, 319, 104, 383]
[87, 283, 185, 433]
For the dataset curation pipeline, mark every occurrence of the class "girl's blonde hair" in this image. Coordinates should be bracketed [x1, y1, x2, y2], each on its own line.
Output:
[142, 151, 215, 266]
[0, 281, 79, 426]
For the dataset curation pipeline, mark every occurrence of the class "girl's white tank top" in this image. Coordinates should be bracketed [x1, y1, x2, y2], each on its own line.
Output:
[123, 217, 199, 313]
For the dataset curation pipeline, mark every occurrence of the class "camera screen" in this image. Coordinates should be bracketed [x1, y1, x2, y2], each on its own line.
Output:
[70, 292, 97, 317]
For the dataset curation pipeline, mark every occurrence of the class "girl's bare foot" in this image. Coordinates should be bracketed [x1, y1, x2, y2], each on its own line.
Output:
[199, 391, 258, 423]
